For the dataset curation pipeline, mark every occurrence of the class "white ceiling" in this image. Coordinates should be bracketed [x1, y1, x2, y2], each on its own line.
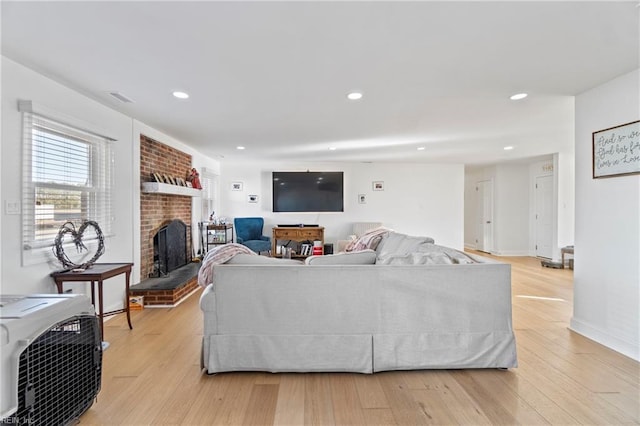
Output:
[2, 1, 638, 165]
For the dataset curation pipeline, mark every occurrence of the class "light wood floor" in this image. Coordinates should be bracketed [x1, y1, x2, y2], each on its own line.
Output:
[80, 254, 639, 425]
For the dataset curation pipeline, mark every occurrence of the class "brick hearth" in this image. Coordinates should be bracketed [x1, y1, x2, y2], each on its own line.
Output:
[130, 263, 200, 307]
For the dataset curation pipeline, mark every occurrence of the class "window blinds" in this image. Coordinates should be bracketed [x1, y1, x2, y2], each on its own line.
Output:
[22, 111, 114, 251]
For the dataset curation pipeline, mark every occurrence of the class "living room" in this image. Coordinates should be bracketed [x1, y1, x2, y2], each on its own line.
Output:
[1, 1, 638, 424]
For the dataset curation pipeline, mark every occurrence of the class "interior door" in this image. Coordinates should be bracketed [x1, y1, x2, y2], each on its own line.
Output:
[535, 175, 553, 259]
[476, 180, 493, 253]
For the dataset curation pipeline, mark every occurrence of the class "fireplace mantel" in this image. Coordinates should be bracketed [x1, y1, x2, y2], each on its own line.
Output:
[141, 182, 201, 197]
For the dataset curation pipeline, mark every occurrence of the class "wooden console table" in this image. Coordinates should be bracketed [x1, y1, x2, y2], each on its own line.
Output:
[51, 262, 134, 341]
[272, 226, 324, 258]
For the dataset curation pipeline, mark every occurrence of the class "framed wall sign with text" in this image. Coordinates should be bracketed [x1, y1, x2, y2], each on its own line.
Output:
[592, 120, 640, 179]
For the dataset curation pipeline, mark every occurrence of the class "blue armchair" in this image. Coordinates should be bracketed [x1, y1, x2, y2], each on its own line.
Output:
[234, 217, 271, 254]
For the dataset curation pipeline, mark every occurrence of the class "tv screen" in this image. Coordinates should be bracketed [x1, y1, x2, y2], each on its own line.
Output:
[272, 171, 344, 212]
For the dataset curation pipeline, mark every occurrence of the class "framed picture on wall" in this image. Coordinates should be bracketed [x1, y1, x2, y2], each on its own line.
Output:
[372, 181, 384, 191]
[592, 120, 640, 178]
[231, 182, 243, 191]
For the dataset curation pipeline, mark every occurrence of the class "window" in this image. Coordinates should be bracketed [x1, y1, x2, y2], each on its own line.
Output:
[199, 168, 219, 222]
[20, 103, 114, 264]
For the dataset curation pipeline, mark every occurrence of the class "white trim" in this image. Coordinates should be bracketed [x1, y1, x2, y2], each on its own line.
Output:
[141, 182, 202, 197]
[18, 100, 117, 141]
[491, 250, 531, 257]
[569, 318, 639, 361]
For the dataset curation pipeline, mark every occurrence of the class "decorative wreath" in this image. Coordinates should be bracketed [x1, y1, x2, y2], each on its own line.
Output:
[53, 220, 105, 269]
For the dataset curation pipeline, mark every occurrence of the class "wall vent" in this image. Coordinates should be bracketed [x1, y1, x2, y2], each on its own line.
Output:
[109, 91, 135, 103]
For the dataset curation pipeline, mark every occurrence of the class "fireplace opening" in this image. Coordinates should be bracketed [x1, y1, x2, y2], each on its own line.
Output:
[152, 219, 190, 278]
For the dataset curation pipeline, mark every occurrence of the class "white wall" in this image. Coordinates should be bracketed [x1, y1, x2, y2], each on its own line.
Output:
[572, 69, 639, 361]
[555, 151, 575, 257]
[494, 164, 530, 256]
[465, 154, 573, 259]
[1, 57, 134, 311]
[219, 161, 465, 250]
[0, 57, 220, 312]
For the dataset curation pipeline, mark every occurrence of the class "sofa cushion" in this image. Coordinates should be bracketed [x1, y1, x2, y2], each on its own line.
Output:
[375, 232, 435, 258]
[416, 244, 477, 264]
[305, 249, 377, 265]
[226, 254, 303, 265]
[376, 252, 454, 265]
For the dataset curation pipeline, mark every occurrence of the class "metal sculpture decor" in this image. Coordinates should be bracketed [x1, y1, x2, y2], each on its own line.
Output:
[53, 220, 105, 270]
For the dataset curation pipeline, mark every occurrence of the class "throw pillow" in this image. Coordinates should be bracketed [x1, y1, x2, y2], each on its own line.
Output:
[305, 249, 377, 265]
[344, 227, 391, 252]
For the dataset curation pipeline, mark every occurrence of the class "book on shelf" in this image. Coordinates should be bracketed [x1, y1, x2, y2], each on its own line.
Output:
[300, 244, 312, 256]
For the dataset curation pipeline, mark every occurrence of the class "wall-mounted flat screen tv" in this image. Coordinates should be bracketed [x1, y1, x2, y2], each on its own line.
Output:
[272, 171, 344, 212]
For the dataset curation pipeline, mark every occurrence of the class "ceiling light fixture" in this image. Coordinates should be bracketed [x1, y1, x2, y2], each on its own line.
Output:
[504, 146, 514, 151]
[510, 93, 527, 100]
[329, 147, 337, 151]
[172, 91, 189, 99]
[236, 146, 245, 150]
[347, 92, 363, 100]
[417, 147, 426, 151]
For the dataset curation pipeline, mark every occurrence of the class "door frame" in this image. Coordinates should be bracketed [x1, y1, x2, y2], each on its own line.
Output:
[476, 179, 494, 253]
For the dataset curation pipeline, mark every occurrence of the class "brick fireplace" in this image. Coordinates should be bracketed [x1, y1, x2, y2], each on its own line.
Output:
[135, 135, 199, 306]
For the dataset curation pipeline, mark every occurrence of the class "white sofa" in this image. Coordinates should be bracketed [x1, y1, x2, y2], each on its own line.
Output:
[199, 232, 517, 374]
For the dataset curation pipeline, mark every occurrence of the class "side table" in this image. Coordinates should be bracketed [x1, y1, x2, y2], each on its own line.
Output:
[561, 246, 574, 270]
[199, 222, 234, 254]
[51, 262, 134, 341]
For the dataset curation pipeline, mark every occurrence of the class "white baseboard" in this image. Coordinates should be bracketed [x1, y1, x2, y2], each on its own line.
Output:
[100, 286, 200, 320]
[569, 317, 639, 362]
[491, 250, 530, 257]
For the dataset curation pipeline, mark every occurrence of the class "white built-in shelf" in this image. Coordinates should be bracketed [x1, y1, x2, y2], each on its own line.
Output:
[141, 182, 202, 197]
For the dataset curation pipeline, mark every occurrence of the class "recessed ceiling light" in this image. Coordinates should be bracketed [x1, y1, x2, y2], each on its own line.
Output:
[236, 146, 245, 150]
[347, 92, 363, 100]
[173, 91, 189, 99]
[417, 147, 426, 151]
[329, 147, 337, 151]
[504, 146, 514, 150]
[510, 93, 527, 100]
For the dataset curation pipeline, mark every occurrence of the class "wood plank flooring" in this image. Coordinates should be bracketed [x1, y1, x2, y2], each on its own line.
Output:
[80, 254, 639, 425]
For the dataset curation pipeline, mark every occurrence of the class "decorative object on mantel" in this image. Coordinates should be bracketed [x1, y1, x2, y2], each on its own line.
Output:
[186, 168, 202, 189]
[53, 220, 105, 270]
[592, 120, 640, 179]
[372, 181, 384, 191]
